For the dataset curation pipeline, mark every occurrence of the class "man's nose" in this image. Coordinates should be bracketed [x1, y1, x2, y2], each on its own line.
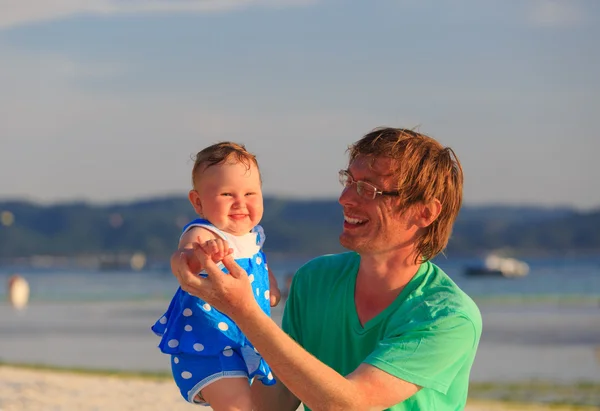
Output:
[338, 184, 358, 206]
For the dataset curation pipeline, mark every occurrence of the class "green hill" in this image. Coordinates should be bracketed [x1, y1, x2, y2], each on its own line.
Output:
[0, 197, 598, 264]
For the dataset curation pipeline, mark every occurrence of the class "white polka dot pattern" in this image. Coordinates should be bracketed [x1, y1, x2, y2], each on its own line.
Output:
[181, 371, 192, 379]
[184, 325, 192, 332]
[218, 322, 229, 331]
[193, 343, 204, 352]
[168, 339, 179, 348]
[183, 308, 192, 317]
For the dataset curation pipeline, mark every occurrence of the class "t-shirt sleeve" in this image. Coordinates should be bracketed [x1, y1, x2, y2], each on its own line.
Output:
[281, 272, 302, 345]
[365, 313, 477, 394]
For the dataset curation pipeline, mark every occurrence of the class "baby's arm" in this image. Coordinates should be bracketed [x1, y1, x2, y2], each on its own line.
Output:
[172, 227, 219, 274]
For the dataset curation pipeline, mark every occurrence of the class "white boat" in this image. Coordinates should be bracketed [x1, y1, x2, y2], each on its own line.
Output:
[465, 254, 529, 278]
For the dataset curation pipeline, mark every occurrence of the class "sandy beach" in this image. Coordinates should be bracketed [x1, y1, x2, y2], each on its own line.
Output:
[2, 365, 596, 411]
[0, 365, 195, 411]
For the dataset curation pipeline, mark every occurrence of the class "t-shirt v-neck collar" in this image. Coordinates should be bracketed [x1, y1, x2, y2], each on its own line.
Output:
[348, 255, 429, 334]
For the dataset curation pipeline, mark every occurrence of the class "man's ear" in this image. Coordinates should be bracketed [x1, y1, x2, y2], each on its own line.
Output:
[417, 199, 442, 228]
[188, 190, 203, 216]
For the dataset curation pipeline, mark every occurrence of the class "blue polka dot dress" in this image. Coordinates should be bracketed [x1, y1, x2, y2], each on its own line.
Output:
[151, 219, 275, 386]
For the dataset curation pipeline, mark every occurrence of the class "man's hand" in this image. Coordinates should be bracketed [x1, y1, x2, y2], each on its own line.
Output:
[174, 237, 260, 320]
[173, 247, 202, 275]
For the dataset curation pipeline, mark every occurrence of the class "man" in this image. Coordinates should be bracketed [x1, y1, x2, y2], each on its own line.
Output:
[173, 127, 482, 410]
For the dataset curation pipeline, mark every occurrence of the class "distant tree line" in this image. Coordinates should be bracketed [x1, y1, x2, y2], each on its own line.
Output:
[0, 197, 599, 261]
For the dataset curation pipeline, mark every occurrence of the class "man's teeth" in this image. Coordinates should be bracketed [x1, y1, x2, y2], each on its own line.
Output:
[344, 216, 365, 224]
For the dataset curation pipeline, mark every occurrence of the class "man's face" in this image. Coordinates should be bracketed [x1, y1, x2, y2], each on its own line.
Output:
[338, 155, 419, 256]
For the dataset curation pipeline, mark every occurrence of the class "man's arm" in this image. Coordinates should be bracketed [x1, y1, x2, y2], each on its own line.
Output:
[175, 246, 419, 411]
[251, 378, 301, 411]
[237, 299, 418, 411]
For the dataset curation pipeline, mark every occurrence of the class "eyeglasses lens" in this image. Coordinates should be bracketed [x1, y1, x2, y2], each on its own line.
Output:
[358, 183, 376, 199]
[339, 171, 378, 199]
[339, 171, 349, 187]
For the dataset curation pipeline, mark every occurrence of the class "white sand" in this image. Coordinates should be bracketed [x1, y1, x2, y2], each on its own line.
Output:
[0, 365, 200, 411]
[1, 366, 590, 411]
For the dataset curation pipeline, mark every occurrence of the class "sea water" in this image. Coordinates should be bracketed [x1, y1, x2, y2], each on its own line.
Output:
[0, 255, 599, 387]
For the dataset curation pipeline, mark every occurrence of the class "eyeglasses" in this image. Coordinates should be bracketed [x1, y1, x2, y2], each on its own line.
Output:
[338, 170, 401, 200]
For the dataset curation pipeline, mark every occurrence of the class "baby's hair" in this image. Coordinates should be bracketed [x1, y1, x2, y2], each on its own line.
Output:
[191, 142, 259, 187]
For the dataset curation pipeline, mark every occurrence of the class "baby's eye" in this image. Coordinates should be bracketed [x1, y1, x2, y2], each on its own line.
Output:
[220, 193, 232, 197]
[245, 192, 256, 196]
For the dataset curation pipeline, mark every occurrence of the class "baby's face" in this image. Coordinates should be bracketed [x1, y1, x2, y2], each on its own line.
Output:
[194, 160, 263, 236]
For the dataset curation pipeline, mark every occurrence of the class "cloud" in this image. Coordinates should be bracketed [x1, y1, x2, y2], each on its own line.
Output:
[527, 0, 586, 28]
[0, 0, 316, 30]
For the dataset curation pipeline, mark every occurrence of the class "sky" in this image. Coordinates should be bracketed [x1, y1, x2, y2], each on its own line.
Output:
[0, 0, 598, 210]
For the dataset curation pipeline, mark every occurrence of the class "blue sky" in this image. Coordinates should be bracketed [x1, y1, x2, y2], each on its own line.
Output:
[0, 0, 598, 209]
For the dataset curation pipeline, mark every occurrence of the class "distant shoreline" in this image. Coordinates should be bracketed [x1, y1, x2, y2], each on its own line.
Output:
[1, 197, 599, 260]
[1, 294, 598, 305]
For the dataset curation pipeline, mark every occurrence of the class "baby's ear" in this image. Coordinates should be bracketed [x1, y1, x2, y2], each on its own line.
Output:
[188, 190, 203, 216]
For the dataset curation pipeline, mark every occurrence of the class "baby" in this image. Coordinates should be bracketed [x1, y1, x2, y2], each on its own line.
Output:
[152, 142, 280, 410]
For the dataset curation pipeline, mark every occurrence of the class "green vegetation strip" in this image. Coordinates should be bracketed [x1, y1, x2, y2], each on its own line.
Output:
[469, 381, 600, 408]
[0, 361, 171, 381]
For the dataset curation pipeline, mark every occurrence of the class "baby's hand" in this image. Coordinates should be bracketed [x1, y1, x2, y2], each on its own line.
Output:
[198, 237, 233, 267]
[269, 283, 281, 307]
[268, 269, 281, 307]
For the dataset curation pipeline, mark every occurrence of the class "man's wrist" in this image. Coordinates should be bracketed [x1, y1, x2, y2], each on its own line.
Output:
[234, 298, 268, 328]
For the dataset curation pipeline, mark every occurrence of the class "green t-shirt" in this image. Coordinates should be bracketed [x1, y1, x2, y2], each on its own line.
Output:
[282, 252, 482, 411]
